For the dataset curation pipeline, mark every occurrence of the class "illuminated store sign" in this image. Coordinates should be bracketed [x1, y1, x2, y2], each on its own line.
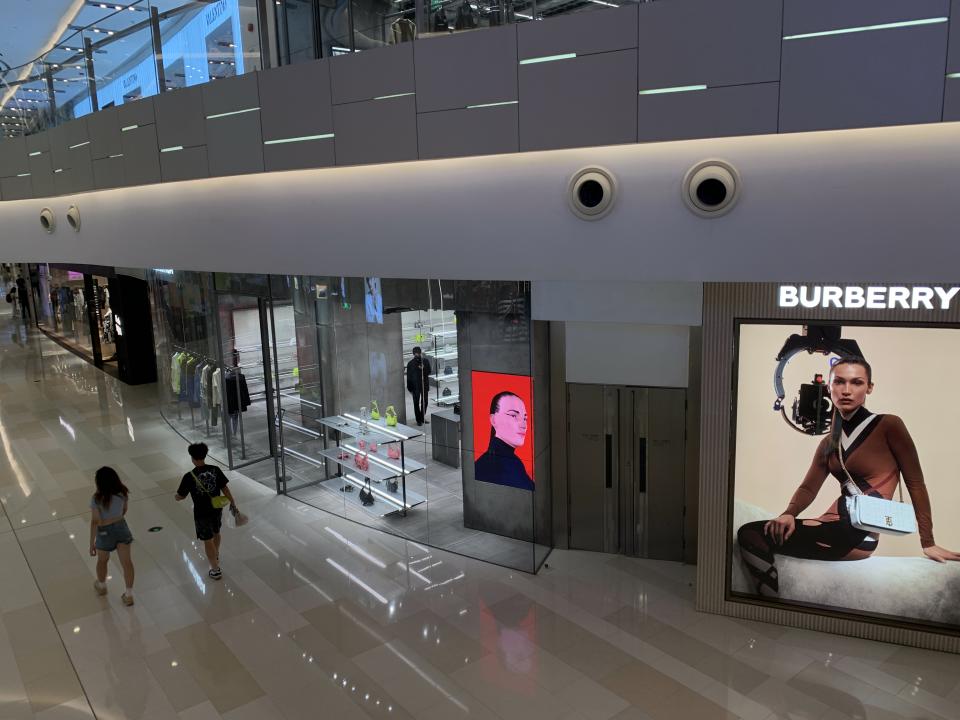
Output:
[778, 285, 960, 310]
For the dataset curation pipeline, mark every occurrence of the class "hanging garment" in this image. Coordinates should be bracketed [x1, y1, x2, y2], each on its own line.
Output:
[211, 367, 222, 409]
[192, 362, 205, 409]
[433, 7, 449, 31]
[390, 18, 417, 44]
[171, 352, 183, 394]
[224, 372, 251, 415]
[178, 354, 190, 401]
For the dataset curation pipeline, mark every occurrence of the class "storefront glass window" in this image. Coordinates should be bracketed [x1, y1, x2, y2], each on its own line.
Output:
[148, 270, 551, 572]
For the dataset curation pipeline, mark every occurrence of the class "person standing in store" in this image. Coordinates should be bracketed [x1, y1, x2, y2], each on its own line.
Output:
[406, 346, 432, 426]
[15, 276, 28, 322]
[175, 443, 239, 581]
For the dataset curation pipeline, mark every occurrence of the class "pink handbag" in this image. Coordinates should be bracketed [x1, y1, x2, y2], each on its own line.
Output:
[357, 439, 367, 450]
[369, 442, 378, 453]
[388, 445, 400, 460]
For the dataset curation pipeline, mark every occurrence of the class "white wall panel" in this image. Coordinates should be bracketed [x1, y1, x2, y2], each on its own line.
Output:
[565, 322, 689, 388]
[532, 281, 702, 325]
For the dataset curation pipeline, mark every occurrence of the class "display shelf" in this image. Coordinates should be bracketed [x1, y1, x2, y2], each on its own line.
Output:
[282, 449, 425, 516]
[316, 447, 425, 483]
[319, 414, 423, 443]
[430, 328, 457, 338]
[431, 372, 459, 383]
[426, 348, 458, 361]
[436, 394, 459, 406]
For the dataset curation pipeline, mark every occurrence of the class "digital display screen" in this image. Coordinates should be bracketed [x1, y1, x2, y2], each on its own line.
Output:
[67, 271, 84, 281]
[471, 370, 534, 491]
[729, 323, 960, 630]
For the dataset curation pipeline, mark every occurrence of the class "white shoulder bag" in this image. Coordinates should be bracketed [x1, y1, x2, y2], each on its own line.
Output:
[838, 446, 916, 536]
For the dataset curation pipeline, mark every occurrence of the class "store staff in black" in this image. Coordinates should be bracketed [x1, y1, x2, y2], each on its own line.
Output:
[406, 346, 432, 426]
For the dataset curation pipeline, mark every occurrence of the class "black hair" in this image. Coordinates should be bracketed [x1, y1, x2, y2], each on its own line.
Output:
[489, 391, 521, 441]
[412, 346, 422, 355]
[188, 442, 209, 461]
[824, 355, 873, 457]
[94, 466, 129, 508]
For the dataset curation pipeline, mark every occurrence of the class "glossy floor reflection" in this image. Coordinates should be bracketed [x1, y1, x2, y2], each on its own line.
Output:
[1, 308, 958, 719]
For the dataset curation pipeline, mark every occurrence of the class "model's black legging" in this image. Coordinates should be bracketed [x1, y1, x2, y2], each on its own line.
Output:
[737, 502, 877, 596]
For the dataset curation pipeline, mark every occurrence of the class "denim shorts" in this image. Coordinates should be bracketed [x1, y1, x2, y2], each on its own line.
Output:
[194, 512, 222, 541]
[95, 519, 133, 551]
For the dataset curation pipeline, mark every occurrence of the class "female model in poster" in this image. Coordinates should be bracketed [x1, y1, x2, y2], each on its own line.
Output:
[737, 357, 960, 597]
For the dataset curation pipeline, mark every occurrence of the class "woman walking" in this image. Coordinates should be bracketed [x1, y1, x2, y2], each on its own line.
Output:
[89, 467, 135, 606]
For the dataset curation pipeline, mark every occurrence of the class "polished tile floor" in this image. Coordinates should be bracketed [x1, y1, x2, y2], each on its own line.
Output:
[1, 307, 958, 720]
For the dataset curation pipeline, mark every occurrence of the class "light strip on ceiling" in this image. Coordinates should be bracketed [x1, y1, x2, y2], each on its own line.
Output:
[783, 17, 948, 41]
[16, 173, 31, 177]
[638, 84, 707, 95]
[519, 52, 576, 65]
[121, 124, 139, 132]
[263, 133, 335, 145]
[160, 145, 183, 153]
[947, 72, 960, 79]
[108, 153, 123, 158]
[205, 106, 260, 120]
[29, 151, 43, 157]
[466, 100, 518, 109]
[373, 92, 415, 101]
[68, 140, 90, 149]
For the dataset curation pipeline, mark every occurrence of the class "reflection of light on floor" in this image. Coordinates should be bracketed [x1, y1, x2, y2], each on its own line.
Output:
[325, 526, 387, 569]
[58, 416, 76, 441]
[126, 417, 135, 442]
[325, 558, 388, 604]
[425, 572, 465, 592]
[396, 561, 431, 584]
[251, 535, 280, 559]
[291, 568, 334, 602]
[0, 422, 31, 498]
[181, 550, 207, 595]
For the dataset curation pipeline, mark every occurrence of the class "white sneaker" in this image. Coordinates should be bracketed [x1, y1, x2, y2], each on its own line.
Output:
[93, 580, 107, 596]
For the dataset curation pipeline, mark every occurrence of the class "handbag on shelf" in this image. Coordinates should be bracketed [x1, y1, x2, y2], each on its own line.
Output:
[387, 479, 399, 493]
[444, 365, 453, 375]
[839, 445, 916, 535]
[453, 402, 461, 415]
[371, 401, 380, 421]
[359, 479, 375, 507]
[387, 445, 400, 460]
[386, 406, 397, 427]
[354, 452, 369, 472]
[369, 442, 378, 454]
[442, 387, 452, 397]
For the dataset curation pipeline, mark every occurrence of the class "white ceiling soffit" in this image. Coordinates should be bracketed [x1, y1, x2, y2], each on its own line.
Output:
[2, 122, 960, 283]
[0, 0, 88, 108]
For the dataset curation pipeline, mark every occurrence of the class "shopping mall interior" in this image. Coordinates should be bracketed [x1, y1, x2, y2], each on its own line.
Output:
[3, 0, 960, 718]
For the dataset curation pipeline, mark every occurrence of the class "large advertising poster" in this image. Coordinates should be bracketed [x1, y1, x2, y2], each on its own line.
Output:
[472, 371, 534, 491]
[730, 323, 960, 629]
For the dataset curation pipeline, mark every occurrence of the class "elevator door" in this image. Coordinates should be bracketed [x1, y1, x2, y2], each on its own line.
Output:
[567, 384, 686, 560]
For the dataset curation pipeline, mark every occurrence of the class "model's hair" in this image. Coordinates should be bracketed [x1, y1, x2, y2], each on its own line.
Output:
[188, 442, 209, 461]
[824, 355, 873, 457]
[832, 355, 873, 384]
[94, 467, 129, 507]
[489, 391, 521, 441]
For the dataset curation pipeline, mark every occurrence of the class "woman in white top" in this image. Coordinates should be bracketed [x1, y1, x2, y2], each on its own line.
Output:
[89, 467, 135, 606]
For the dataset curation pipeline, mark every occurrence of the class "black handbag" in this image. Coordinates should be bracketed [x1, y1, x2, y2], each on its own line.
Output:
[359, 479, 375, 506]
[453, 402, 461, 415]
[387, 478, 399, 493]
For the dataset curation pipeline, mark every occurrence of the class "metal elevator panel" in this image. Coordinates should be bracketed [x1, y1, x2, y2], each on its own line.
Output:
[567, 383, 686, 560]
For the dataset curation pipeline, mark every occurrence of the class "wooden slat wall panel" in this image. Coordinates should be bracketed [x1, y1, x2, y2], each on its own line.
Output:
[697, 282, 960, 653]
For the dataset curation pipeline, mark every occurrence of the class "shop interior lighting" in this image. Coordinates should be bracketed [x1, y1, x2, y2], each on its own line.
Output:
[948, 72, 960, 79]
[373, 92, 414, 101]
[783, 17, 947, 40]
[160, 145, 183, 153]
[519, 52, 576, 65]
[638, 84, 707, 95]
[466, 100, 518, 109]
[68, 140, 90, 149]
[16, 173, 30, 177]
[263, 133, 334, 145]
[590, 0, 619, 6]
[121, 124, 138, 131]
[29, 151, 42, 156]
[205, 106, 260, 120]
[108, 153, 123, 158]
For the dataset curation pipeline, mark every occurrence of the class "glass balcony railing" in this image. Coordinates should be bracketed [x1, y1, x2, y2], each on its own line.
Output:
[0, 0, 651, 143]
